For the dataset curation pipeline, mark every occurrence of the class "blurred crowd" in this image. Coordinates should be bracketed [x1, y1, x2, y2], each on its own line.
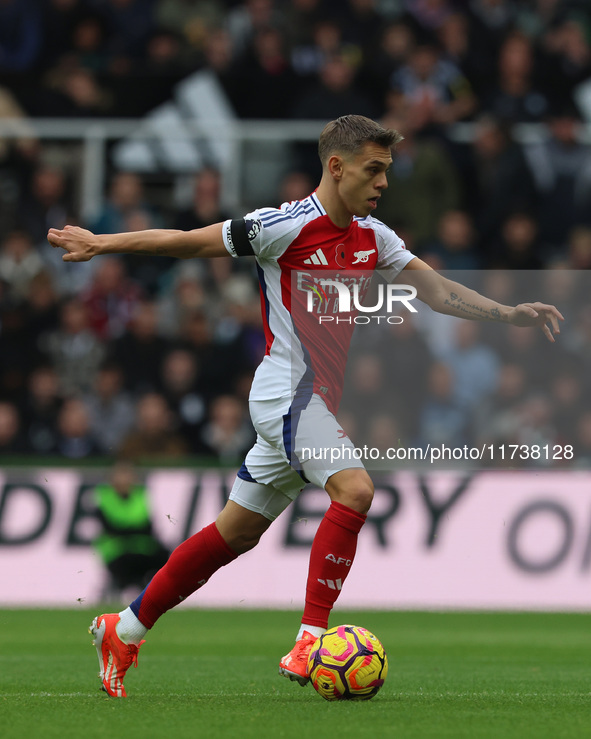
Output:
[1, 0, 591, 467]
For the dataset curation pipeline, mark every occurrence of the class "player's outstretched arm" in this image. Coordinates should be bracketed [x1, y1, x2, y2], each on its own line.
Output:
[47, 223, 228, 262]
[399, 257, 564, 343]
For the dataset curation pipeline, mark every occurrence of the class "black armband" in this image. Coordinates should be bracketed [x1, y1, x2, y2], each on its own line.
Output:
[229, 218, 256, 257]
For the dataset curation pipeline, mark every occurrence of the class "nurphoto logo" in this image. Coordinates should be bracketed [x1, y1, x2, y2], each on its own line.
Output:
[300, 274, 417, 325]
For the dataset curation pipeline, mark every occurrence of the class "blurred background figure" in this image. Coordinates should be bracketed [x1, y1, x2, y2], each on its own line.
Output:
[93, 460, 169, 599]
[376, 111, 461, 246]
[524, 106, 591, 254]
[482, 31, 549, 123]
[463, 114, 536, 254]
[89, 172, 153, 235]
[418, 361, 468, 450]
[84, 360, 134, 455]
[0, 400, 26, 454]
[55, 396, 100, 458]
[420, 210, 481, 269]
[118, 391, 188, 459]
[0, 230, 45, 302]
[198, 394, 254, 463]
[21, 364, 62, 455]
[41, 297, 105, 395]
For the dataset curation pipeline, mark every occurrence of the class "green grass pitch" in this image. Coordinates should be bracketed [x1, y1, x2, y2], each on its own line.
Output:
[1, 609, 590, 739]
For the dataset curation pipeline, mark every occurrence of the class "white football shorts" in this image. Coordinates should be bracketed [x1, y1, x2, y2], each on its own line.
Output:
[229, 392, 364, 520]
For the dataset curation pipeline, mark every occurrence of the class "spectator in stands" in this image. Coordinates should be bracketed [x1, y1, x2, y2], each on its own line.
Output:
[24, 271, 61, 351]
[537, 269, 582, 342]
[227, 0, 284, 57]
[524, 106, 591, 251]
[366, 413, 402, 456]
[463, 114, 537, 254]
[467, 0, 516, 63]
[0, 400, 26, 454]
[101, 0, 157, 64]
[277, 170, 315, 206]
[0, 85, 37, 162]
[442, 320, 500, 411]
[0, 230, 45, 302]
[198, 394, 255, 462]
[159, 347, 208, 451]
[18, 165, 70, 245]
[389, 43, 476, 131]
[514, 394, 557, 464]
[157, 261, 208, 336]
[564, 304, 591, 376]
[360, 21, 416, 105]
[292, 53, 377, 121]
[84, 361, 135, 455]
[372, 314, 434, 442]
[474, 361, 527, 449]
[490, 211, 545, 270]
[550, 365, 586, 446]
[290, 17, 344, 79]
[437, 11, 488, 95]
[56, 396, 101, 458]
[566, 226, 591, 269]
[233, 27, 296, 119]
[573, 411, 591, 468]
[81, 255, 143, 340]
[201, 27, 242, 108]
[482, 31, 550, 123]
[173, 168, 232, 288]
[174, 307, 252, 400]
[0, 303, 35, 404]
[418, 361, 468, 450]
[136, 29, 190, 107]
[539, 15, 591, 113]
[495, 322, 549, 390]
[340, 0, 383, 56]
[286, 0, 327, 51]
[155, 0, 223, 49]
[0, 86, 39, 239]
[0, 0, 42, 75]
[404, 0, 455, 34]
[340, 354, 389, 442]
[118, 391, 188, 459]
[40, 0, 91, 69]
[41, 297, 105, 395]
[93, 460, 169, 596]
[216, 274, 265, 375]
[89, 171, 152, 235]
[38, 66, 114, 118]
[67, 14, 111, 74]
[118, 207, 172, 295]
[420, 210, 481, 269]
[375, 111, 461, 245]
[110, 299, 171, 395]
[111, 28, 190, 117]
[21, 365, 62, 455]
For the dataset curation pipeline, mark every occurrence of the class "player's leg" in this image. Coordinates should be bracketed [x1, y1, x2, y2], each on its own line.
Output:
[278, 469, 372, 685]
[299, 467, 372, 630]
[89, 462, 286, 698]
[279, 396, 373, 685]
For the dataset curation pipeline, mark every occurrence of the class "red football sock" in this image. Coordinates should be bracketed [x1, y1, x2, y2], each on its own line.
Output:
[302, 501, 367, 629]
[132, 522, 237, 628]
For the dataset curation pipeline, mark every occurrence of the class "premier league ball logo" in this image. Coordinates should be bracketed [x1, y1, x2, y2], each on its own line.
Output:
[245, 218, 262, 241]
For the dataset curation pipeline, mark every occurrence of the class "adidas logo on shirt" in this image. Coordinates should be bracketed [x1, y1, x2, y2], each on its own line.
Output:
[303, 248, 329, 265]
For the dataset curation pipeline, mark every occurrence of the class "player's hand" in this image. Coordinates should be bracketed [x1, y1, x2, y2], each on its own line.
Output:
[507, 302, 565, 342]
[47, 225, 98, 262]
